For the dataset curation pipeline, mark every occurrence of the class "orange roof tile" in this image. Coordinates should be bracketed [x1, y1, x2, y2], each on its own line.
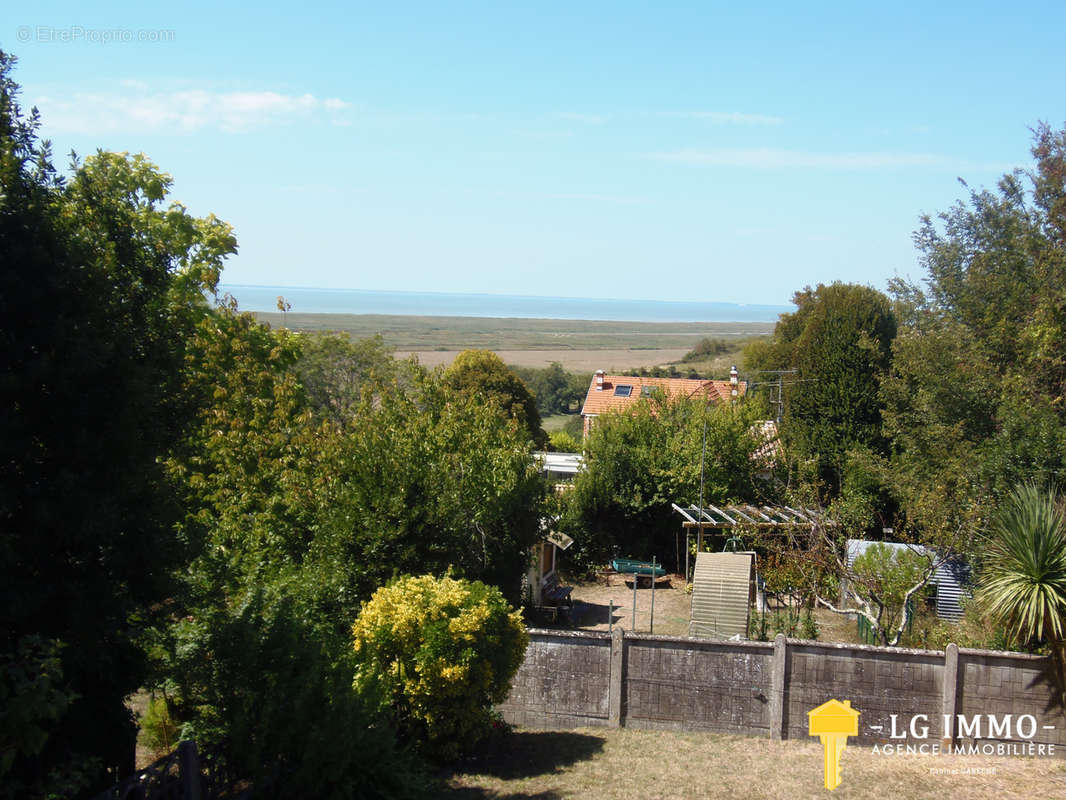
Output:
[580, 373, 746, 417]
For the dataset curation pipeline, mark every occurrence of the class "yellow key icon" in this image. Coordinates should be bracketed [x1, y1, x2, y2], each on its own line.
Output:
[808, 699, 860, 790]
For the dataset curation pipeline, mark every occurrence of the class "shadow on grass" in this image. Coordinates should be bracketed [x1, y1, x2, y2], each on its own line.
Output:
[439, 788, 564, 800]
[445, 729, 606, 782]
[569, 601, 621, 629]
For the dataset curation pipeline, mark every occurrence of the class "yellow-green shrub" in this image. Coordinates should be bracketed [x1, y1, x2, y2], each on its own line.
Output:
[351, 575, 528, 761]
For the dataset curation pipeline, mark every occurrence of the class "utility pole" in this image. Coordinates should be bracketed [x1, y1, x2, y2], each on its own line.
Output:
[748, 369, 797, 424]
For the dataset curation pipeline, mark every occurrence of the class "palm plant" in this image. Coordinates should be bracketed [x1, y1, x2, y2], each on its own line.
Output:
[979, 483, 1066, 647]
[978, 483, 1066, 703]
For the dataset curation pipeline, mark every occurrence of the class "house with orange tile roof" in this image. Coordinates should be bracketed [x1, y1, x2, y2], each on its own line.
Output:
[579, 367, 746, 438]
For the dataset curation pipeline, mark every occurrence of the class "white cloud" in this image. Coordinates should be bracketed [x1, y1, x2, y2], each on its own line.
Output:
[32, 85, 352, 134]
[647, 147, 1010, 171]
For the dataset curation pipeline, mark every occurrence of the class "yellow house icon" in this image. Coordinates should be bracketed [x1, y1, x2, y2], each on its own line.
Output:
[808, 699, 859, 790]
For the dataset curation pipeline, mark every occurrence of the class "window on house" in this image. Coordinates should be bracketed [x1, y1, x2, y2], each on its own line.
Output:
[614, 385, 633, 397]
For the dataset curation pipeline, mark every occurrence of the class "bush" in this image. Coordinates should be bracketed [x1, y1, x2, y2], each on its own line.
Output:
[904, 599, 1012, 652]
[166, 584, 429, 800]
[563, 414, 585, 439]
[548, 430, 582, 453]
[681, 337, 734, 363]
[351, 575, 528, 761]
[138, 696, 179, 755]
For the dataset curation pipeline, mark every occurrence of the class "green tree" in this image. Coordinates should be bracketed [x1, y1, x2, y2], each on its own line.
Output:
[444, 349, 549, 448]
[293, 331, 397, 424]
[160, 309, 543, 786]
[327, 371, 546, 601]
[509, 362, 586, 416]
[548, 430, 582, 453]
[879, 123, 1066, 549]
[561, 393, 771, 572]
[159, 304, 436, 797]
[747, 282, 896, 495]
[0, 51, 235, 796]
[850, 543, 929, 643]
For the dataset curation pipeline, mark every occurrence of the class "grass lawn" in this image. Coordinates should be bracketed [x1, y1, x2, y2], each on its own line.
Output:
[441, 726, 1066, 799]
[541, 413, 580, 433]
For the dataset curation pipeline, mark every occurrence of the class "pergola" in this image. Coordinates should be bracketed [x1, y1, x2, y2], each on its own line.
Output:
[671, 502, 828, 581]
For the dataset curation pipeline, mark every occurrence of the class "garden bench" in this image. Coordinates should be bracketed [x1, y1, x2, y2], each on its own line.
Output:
[542, 573, 573, 608]
[535, 573, 573, 622]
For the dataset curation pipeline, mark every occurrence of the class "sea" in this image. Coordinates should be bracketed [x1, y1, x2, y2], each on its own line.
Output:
[219, 285, 789, 323]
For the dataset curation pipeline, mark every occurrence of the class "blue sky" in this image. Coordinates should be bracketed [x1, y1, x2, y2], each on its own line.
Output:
[3, 1, 1063, 305]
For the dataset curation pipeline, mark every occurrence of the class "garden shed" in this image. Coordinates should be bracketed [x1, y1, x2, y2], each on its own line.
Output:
[689, 551, 753, 639]
[845, 539, 971, 621]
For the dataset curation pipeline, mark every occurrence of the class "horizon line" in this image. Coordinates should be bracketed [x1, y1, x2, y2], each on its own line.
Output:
[218, 283, 794, 310]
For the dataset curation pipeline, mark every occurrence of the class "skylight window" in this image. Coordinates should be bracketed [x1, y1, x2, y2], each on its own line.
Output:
[614, 385, 633, 397]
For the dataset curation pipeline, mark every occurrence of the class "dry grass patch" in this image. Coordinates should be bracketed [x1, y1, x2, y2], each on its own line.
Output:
[443, 727, 1066, 799]
[560, 577, 868, 645]
[566, 573, 692, 637]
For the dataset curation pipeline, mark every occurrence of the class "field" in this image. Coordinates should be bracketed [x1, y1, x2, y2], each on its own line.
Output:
[253, 311, 772, 373]
[442, 727, 1066, 799]
[398, 348, 696, 372]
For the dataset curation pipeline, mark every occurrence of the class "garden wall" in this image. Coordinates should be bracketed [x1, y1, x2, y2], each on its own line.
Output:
[497, 629, 1066, 755]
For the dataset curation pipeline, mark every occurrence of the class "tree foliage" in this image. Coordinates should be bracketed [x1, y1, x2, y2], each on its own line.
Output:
[293, 331, 397, 424]
[878, 123, 1066, 550]
[508, 362, 588, 417]
[164, 579, 429, 799]
[351, 575, 527, 762]
[977, 483, 1066, 702]
[561, 393, 772, 572]
[0, 50, 234, 796]
[746, 282, 896, 494]
[326, 370, 546, 602]
[443, 349, 549, 448]
[160, 308, 543, 787]
[851, 544, 928, 637]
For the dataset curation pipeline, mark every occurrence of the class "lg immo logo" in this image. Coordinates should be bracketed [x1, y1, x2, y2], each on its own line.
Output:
[807, 699, 1058, 790]
[807, 699, 859, 791]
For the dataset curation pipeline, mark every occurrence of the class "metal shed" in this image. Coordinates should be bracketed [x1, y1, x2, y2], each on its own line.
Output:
[689, 551, 753, 639]
[845, 539, 971, 621]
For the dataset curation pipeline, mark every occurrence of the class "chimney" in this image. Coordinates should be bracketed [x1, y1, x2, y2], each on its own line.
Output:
[595, 370, 605, 390]
[730, 365, 739, 399]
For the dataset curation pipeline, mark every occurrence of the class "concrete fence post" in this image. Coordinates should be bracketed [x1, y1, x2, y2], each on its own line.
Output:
[609, 626, 625, 727]
[770, 633, 788, 740]
[941, 643, 959, 750]
[178, 740, 201, 800]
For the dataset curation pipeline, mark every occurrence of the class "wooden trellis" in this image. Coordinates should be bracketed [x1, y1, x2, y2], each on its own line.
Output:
[671, 502, 828, 581]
